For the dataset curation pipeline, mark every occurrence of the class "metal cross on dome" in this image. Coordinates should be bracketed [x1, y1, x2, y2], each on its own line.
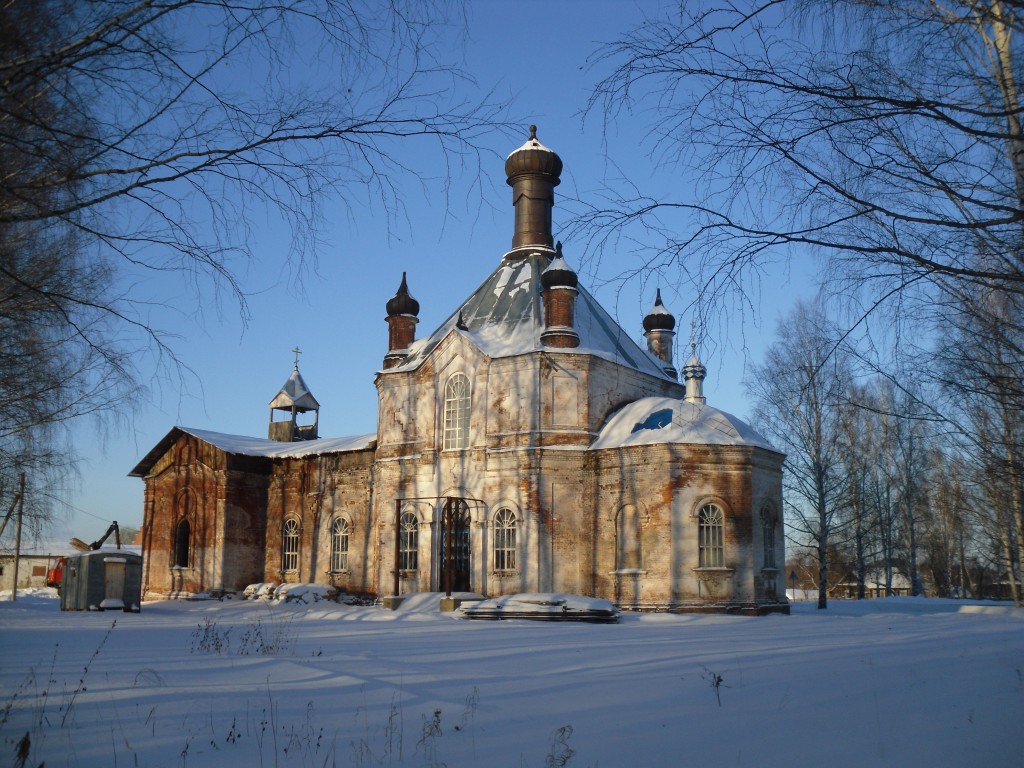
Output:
[292, 346, 302, 368]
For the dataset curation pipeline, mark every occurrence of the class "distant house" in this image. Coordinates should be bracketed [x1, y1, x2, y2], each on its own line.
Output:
[0, 543, 76, 592]
[132, 128, 788, 614]
[0, 543, 142, 595]
[837, 570, 914, 599]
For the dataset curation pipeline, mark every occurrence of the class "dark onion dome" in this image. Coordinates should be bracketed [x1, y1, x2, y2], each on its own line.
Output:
[541, 242, 578, 289]
[643, 289, 676, 332]
[386, 272, 419, 317]
[505, 125, 563, 184]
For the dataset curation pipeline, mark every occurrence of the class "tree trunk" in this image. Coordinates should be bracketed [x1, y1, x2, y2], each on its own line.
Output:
[853, 470, 866, 600]
[817, 463, 829, 610]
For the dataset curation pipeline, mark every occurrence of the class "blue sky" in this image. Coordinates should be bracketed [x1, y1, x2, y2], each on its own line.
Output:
[54, 1, 816, 541]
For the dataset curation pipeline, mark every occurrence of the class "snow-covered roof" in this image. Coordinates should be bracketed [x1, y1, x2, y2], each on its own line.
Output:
[391, 249, 673, 380]
[180, 427, 373, 457]
[506, 132, 558, 160]
[129, 427, 375, 476]
[590, 397, 779, 451]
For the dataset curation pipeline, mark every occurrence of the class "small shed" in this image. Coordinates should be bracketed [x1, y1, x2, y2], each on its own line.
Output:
[60, 550, 142, 612]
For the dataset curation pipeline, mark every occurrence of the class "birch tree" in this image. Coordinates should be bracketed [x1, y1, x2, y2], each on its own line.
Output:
[581, 0, 1024, 346]
[0, 0, 507, 530]
[747, 300, 852, 608]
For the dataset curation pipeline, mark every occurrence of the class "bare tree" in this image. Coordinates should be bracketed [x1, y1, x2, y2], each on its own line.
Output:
[582, 0, 1024, 600]
[579, 0, 1024, 337]
[838, 383, 876, 599]
[0, 0, 508, 530]
[932, 283, 1024, 602]
[746, 300, 852, 608]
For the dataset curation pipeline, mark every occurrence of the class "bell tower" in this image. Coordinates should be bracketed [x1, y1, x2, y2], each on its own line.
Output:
[268, 348, 320, 441]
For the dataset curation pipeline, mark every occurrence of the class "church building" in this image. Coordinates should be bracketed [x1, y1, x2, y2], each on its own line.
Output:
[131, 127, 788, 614]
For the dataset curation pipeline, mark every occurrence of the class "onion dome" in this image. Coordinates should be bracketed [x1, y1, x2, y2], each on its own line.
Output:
[505, 125, 563, 184]
[682, 331, 707, 404]
[541, 242, 578, 289]
[643, 289, 676, 332]
[386, 272, 419, 317]
[683, 353, 706, 379]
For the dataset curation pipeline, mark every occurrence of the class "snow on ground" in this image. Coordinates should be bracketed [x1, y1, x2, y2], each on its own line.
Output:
[0, 591, 1021, 767]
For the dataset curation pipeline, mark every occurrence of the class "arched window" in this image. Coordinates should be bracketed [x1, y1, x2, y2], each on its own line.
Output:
[330, 518, 350, 572]
[443, 373, 471, 450]
[399, 512, 418, 571]
[282, 518, 300, 572]
[173, 518, 190, 568]
[616, 505, 642, 570]
[493, 508, 517, 571]
[698, 504, 724, 568]
[761, 507, 777, 568]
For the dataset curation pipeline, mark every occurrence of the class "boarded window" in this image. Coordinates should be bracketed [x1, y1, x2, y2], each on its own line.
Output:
[761, 507, 777, 568]
[616, 505, 642, 570]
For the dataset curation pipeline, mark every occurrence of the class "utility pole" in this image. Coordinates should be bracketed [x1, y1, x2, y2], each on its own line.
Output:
[0, 475, 22, 539]
[11, 473, 25, 602]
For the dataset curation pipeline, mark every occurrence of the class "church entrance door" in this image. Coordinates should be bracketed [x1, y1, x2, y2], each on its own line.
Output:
[438, 498, 471, 593]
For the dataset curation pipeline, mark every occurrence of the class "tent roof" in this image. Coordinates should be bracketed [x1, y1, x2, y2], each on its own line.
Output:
[269, 367, 320, 411]
[390, 249, 674, 381]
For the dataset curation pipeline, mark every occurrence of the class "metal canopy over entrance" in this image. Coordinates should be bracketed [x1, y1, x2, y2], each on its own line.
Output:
[391, 495, 483, 598]
[438, 497, 471, 593]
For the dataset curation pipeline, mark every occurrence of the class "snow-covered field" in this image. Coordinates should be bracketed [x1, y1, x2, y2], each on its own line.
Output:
[1, 590, 1021, 767]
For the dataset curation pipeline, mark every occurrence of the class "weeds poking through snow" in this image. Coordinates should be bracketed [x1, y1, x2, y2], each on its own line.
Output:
[190, 617, 231, 654]
[417, 707, 443, 765]
[61, 620, 116, 727]
[189, 615, 295, 656]
[545, 725, 575, 767]
[384, 690, 404, 764]
[455, 686, 480, 757]
[225, 716, 241, 745]
[700, 666, 728, 707]
[13, 732, 32, 768]
[7, 658, 583, 768]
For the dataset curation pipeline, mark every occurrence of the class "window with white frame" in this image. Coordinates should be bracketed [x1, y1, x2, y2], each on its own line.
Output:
[443, 373, 471, 450]
[282, 518, 300, 572]
[761, 507, 777, 568]
[330, 517, 350, 572]
[399, 512, 418, 571]
[493, 508, 517, 571]
[698, 504, 724, 568]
